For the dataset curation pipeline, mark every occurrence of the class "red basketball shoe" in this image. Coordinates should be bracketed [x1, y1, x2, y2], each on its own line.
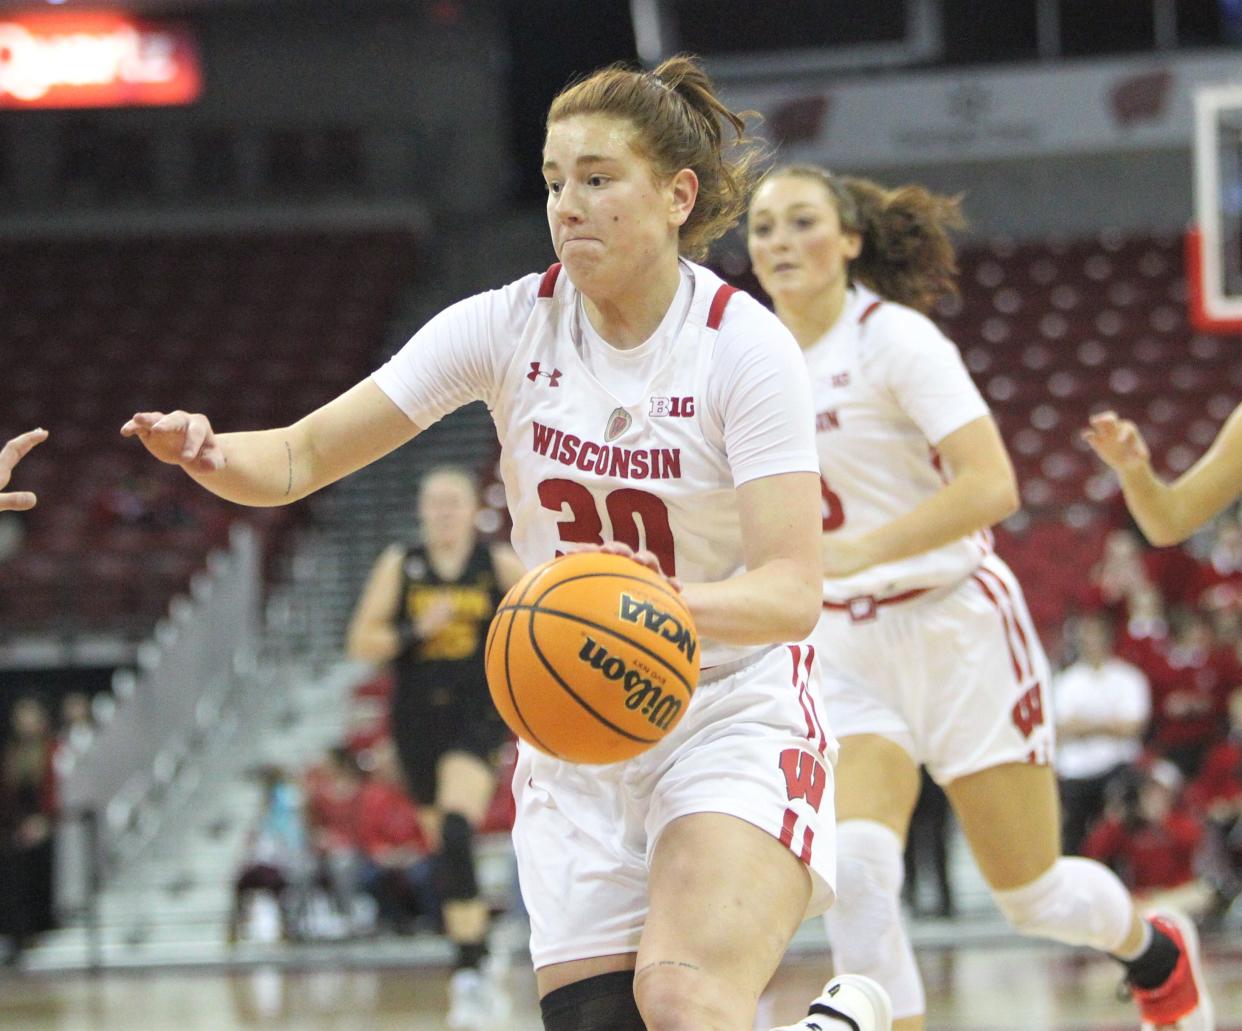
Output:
[1131, 909, 1214, 1030]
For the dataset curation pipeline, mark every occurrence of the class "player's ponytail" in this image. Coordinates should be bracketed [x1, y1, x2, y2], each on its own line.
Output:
[548, 55, 762, 261]
[842, 176, 964, 315]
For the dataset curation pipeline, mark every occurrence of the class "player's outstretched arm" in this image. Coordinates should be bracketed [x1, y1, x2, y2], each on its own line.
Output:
[680, 470, 822, 645]
[1085, 405, 1242, 546]
[121, 379, 419, 508]
[0, 428, 48, 511]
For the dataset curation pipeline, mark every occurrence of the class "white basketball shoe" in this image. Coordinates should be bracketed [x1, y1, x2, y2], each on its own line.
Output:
[772, 974, 893, 1030]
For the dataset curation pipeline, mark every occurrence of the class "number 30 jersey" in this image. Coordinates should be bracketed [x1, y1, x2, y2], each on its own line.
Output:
[372, 259, 818, 668]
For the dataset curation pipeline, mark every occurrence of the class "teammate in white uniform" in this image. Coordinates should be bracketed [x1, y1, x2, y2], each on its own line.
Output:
[748, 165, 1213, 1031]
[121, 60, 890, 1031]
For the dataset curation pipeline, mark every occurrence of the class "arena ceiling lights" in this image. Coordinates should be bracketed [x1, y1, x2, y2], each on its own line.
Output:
[0, 11, 201, 108]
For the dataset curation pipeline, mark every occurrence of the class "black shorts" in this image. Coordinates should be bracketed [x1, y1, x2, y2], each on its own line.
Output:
[389, 684, 510, 805]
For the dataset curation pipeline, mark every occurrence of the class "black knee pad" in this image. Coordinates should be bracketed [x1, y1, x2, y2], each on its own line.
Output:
[540, 971, 645, 1031]
[436, 812, 479, 901]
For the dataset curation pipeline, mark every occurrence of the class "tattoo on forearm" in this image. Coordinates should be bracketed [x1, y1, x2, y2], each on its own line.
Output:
[284, 441, 293, 497]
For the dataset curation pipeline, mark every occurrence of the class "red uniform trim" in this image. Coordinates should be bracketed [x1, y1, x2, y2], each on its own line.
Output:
[821, 586, 931, 612]
[971, 571, 1029, 684]
[707, 284, 738, 329]
[859, 299, 883, 324]
[538, 263, 562, 298]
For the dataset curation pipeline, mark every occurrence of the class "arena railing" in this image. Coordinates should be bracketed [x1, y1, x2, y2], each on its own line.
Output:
[55, 522, 263, 938]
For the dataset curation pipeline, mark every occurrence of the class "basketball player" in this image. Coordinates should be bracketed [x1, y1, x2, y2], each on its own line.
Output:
[0, 428, 47, 511]
[747, 166, 1213, 1031]
[347, 465, 524, 1026]
[1085, 406, 1242, 546]
[122, 57, 890, 1031]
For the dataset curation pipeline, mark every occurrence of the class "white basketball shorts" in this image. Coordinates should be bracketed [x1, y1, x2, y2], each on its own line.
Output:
[812, 553, 1055, 786]
[512, 643, 838, 969]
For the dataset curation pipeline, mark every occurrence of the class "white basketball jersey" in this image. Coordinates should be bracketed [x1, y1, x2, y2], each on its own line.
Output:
[807, 285, 993, 600]
[491, 262, 771, 669]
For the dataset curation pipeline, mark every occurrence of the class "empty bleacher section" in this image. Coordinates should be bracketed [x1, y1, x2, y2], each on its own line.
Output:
[1, 229, 419, 645]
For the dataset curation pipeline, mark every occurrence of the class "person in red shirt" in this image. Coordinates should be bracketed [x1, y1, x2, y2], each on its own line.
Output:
[304, 746, 367, 928]
[1145, 610, 1237, 778]
[1084, 760, 1213, 919]
[1185, 687, 1242, 917]
[1192, 518, 1242, 611]
[354, 739, 436, 932]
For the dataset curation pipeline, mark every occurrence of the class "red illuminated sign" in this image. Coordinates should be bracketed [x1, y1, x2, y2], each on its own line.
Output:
[0, 13, 201, 109]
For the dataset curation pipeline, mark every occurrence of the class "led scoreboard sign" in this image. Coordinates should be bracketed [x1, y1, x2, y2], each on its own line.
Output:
[0, 13, 201, 109]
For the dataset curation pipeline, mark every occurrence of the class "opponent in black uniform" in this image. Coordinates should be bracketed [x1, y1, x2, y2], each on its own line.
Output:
[347, 466, 524, 1025]
[390, 534, 507, 803]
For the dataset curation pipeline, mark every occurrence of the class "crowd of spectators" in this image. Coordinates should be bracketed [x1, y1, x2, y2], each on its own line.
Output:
[1052, 507, 1242, 927]
[229, 674, 516, 945]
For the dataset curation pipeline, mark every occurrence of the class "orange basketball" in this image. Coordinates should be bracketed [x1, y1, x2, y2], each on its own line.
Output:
[485, 551, 700, 764]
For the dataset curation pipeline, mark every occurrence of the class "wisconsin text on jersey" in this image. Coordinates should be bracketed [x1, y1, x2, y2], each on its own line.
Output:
[531, 421, 682, 480]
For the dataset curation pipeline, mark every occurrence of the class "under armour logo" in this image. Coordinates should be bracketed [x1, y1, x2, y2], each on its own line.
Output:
[527, 362, 562, 386]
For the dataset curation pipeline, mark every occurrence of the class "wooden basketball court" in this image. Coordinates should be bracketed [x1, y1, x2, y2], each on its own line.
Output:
[0, 939, 1235, 1029]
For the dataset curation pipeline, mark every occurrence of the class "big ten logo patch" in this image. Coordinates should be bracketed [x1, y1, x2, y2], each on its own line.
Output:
[576, 636, 683, 730]
[1010, 682, 1045, 739]
[649, 396, 694, 418]
[617, 593, 696, 662]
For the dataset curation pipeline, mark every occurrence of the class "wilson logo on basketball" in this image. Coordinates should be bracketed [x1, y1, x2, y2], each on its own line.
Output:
[617, 593, 697, 662]
[577, 636, 684, 730]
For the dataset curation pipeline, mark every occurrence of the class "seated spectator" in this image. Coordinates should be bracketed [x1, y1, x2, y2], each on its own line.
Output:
[1147, 609, 1238, 778]
[0, 696, 59, 960]
[303, 746, 365, 934]
[1054, 612, 1151, 855]
[1079, 528, 1152, 615]
[1194, 514, 1242, 612]
[228, 766, 312, 944]
[354, 739, 436, 934]
[1116, 583, 1169, 668]
[1084, 760, 1213, 920]
[1185, 687, 1242, 917]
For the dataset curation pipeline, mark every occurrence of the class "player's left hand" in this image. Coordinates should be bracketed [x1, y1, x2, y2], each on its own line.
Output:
[0, 428, 47, 511]
[1083, 410, 1150, 473]
[570, 540, 683, 593]
[821, 534, 875, 578]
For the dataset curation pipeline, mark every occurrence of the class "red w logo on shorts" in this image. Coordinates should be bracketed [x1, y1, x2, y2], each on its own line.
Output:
[1010, 683, 1045, 739]
[779, 748, 826, 810]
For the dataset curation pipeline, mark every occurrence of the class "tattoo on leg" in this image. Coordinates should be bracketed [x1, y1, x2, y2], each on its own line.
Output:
[635, 960, 701, 978]
[284, 441, 293, 497]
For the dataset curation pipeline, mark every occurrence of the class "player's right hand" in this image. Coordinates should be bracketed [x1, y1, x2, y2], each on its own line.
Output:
[121, 411, 225, 473]
[0, 427, 47, 511]
[1083, 410, 1150, 473]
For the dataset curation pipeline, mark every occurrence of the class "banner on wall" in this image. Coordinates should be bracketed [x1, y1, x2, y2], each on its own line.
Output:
[0, 12, 201, 109]
[723, 53, 1242, 168]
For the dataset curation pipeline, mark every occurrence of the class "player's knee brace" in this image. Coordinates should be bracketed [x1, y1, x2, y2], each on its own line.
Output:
[822, 820, 925, 1019]
[540, 971, 644, 1031]
[437, 812, 480, 901]
[992, 856, 1133, 953]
